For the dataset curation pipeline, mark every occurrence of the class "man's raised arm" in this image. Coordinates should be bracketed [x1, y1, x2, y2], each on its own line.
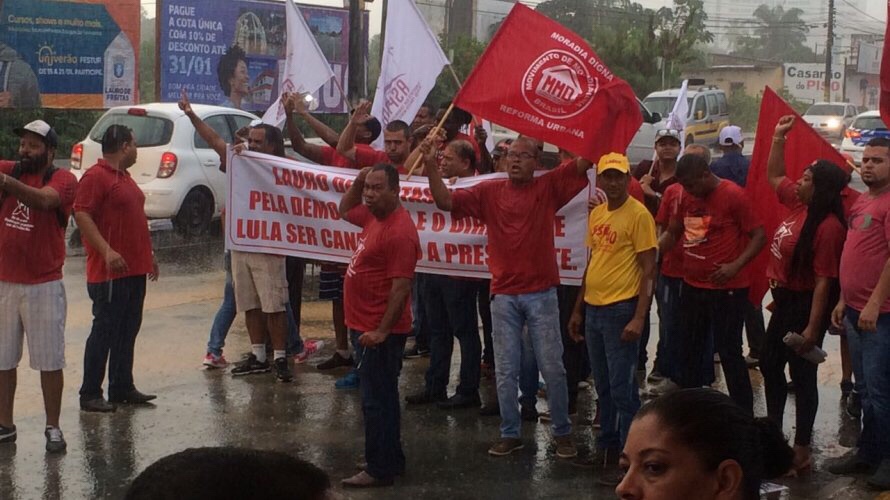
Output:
[336, 100, 371, 161]
[179, 89, 228, 171]
[284, 92, 328, 164]
[339, 167, 371, 218]
[420, 137, 453, 211]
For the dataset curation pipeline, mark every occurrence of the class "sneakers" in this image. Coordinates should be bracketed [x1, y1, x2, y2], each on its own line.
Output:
[403, 345, 430, 359]
[405, 390, 447, 405]
[294, 340, 325, 364]
[488, 437, 524, 456]
[317, 351, 353, 370]
[827, 451, 874, 475]
[274, 357, 293, 382]
[44, 426, 66, 453]
[554, 435, 577, 458]
[231, 354, 271, 376]
[203, 352, 228, 369]
[0, 424, 16, 444]
[437, 393, 481, 409]
[335, 371, 360, 390]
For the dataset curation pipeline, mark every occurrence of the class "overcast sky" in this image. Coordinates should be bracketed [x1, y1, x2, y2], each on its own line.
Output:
[144, 0, 887, 35]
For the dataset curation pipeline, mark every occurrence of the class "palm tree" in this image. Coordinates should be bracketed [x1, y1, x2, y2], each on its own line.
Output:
[734, 5, 815, 61]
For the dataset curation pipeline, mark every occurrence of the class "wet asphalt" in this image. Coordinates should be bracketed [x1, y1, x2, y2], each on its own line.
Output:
[0, 232, 883, 500]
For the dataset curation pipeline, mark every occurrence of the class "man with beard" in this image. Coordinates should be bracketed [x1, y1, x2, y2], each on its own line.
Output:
[0, 120, 76, 452]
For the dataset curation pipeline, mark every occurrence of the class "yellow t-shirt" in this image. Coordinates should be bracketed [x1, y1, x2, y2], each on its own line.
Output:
[584, 197, 657, 306]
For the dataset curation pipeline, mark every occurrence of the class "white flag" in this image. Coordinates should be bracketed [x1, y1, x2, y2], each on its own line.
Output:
[667, 79, 689, 152]
[262, 0, 335, 125]
[371, 0, 450, 147]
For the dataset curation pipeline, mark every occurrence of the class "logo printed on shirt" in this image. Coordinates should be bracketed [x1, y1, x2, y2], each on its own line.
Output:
[4, 201, 33, 232]
[850, 213, 873, 231]
[771, 220, 794, 259]
[683, 215, 712, 248]
[590, 223, 618, 251]
[346, 238, 366, 278]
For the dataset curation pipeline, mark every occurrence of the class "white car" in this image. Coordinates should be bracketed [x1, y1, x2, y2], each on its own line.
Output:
[489, 98, 665, 165]
[840, 110, 889, 165]
[70, 103, 258, 235]
[802, 102, 859, 142]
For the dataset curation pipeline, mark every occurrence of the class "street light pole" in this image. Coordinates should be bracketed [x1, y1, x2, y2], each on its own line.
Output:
[824, 0, 835, 102]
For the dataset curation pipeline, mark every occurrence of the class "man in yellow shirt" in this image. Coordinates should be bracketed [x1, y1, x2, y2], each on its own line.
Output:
[569, 153, 657, 485]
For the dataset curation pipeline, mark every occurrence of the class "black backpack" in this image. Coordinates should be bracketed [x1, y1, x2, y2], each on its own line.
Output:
[1, 163, 68, 229]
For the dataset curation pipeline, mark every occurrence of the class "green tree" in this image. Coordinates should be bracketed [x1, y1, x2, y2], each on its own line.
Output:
[732, 5, 818, 62]
[427, 34, 486, 107]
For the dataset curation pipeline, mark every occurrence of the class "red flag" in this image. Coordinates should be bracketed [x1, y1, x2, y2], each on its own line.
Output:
[881, 0, 890, 127]
[453, 4, 642, 160]
[746, 87, 858, 303]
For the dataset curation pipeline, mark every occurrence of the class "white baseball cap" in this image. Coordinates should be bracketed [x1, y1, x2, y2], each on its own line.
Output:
[719, 125, 743, 146]
[14, 120, 59, 148]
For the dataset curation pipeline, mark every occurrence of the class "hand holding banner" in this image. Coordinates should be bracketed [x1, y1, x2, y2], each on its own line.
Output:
[453, 4, 642, 160]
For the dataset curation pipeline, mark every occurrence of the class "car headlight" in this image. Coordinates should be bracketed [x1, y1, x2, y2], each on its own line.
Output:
[826, 118, 841, 129]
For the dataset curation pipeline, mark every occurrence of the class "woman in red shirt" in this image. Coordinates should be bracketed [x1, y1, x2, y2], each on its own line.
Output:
[762, 116, 848, 476]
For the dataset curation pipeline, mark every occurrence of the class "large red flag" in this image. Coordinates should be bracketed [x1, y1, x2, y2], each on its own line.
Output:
[881, 0, 890, 127]
[746, 87, 858, 304]
[453, 4, 642, 160]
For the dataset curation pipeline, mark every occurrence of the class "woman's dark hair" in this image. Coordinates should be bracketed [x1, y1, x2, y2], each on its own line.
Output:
[125, 447, 330, 500]
[217, 45, 247, 96]
[636, 388, 793, 500]
[790, 160, 848, 281]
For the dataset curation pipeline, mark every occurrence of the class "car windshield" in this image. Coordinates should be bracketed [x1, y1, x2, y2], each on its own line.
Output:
[852, 116, 888, 130]
[89, 112, 174, 147]
[805, 105, 845, 116]
[642, 97, 693, 117]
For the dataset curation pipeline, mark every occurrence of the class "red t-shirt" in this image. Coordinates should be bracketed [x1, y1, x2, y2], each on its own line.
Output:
[451, 160, 589, 295]
[840, 189, 890, 312]
[842, 188, 861, 219]
[655, 183, 685, 278]
[672, 180, 761, 289]
[766, 178, 845, 291]
[0, 160, 77, 284]
[74, 160, 154, 283]
[319, 145, 404, 173]
[343, 204, 420, 333]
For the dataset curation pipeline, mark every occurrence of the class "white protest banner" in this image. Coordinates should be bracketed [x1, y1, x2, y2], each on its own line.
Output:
[261, 0, 336, 125]
[370, 0, 450, 148]
[225, 149, 591, 284]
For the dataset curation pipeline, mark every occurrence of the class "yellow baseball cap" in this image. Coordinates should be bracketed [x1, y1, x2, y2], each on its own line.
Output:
[597, 153, 630, 174]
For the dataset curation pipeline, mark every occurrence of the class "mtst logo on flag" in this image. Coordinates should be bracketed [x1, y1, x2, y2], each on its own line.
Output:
[455, 4, 640, 161]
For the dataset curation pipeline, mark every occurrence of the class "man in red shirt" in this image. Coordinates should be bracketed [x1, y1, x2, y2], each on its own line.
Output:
[829, 137, 890, 488]
[426, 136, 587, 459]
[336, 100, 413, 172]
[76, 125, 159, 414]
[660, 154, 765, 415]
[338, 164, 420, 488]
[0, 120, 76, 453]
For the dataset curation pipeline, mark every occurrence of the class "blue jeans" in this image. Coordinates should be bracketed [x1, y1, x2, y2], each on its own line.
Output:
[207, 253, 303, 356]
[350, 330, 408, 480]
[80, 275, 146, 401]
[585, 299, 641, 449]
[491, 288, 571, 438]
[654, 274, 683, 382]
[423, 275, 481, 396]
[845, 307, 890, 463]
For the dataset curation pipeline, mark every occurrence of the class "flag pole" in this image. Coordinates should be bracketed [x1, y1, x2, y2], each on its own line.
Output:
[332, 76, 349, 108]
[448, 64, 462, 87]
[406, 101, 456, 179]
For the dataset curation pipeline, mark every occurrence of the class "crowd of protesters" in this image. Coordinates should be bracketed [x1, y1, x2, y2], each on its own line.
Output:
[1, 91, 889, 497]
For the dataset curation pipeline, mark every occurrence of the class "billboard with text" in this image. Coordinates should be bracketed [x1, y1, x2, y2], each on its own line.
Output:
[159, 0, 360, 114]
[0, 0, 141, 109]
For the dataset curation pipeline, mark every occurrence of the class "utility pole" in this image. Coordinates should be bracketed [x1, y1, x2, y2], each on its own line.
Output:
[348, 0, 366, 105]
[824, 0, 835, 102]
[379, 0, 388, 65]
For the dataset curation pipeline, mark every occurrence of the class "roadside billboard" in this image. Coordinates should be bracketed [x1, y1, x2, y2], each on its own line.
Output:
[783, 63, 845, 103]
[158, 0, 358, 114]
[0, 0, 141, 109]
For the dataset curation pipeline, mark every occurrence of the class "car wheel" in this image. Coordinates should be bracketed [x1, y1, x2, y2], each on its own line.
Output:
[174, 189, 213, 238]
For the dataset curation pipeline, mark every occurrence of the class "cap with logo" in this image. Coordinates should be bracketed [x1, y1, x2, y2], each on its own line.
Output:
[655, 128, 682, 143]
[14, 120, 59, 149]
[597, 153, 630, 175]
[718, 125, 743, 146]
